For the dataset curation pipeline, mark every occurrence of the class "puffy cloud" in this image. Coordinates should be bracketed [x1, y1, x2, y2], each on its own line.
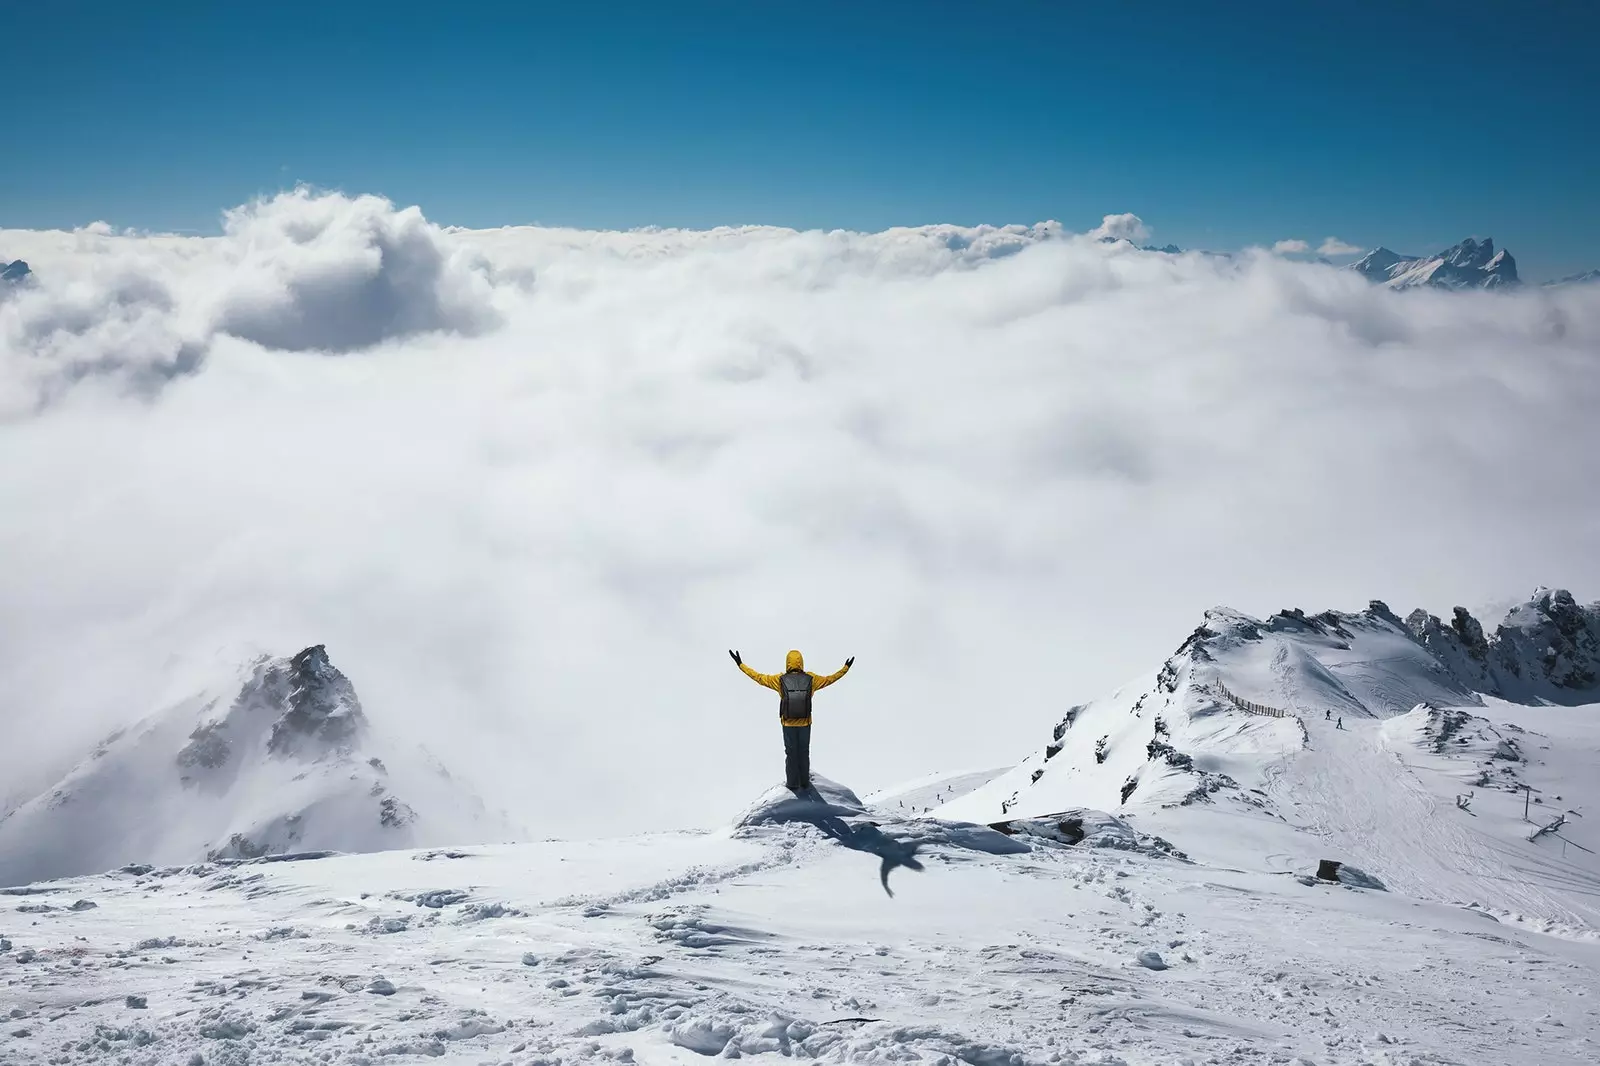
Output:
[1319, 236, 1365, 257]
[1272, 239, 1312, 255]
[1089, 212, 1150, 242]
[3, 192, 1600, 838]
[212, 188, 500, 352]
[0, 188, 499, 418]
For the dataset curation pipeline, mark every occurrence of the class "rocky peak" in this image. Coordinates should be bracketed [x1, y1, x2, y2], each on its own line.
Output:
[1441, 238, 1494, 270]
[1, 259, 29, 284]
[267, 645, 367, 756]
[1493, 588, 1600, 693]
[1351, 247, 1416, 277]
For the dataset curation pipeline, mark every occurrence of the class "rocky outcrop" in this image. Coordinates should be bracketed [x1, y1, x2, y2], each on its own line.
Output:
[1492, 588, 1600, 696]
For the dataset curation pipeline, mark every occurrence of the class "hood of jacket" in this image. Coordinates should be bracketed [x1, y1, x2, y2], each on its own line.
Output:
[785, 649, 804, 672]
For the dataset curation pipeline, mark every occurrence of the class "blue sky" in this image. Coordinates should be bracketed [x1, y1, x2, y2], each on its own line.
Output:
[3, 0, 1597, 279]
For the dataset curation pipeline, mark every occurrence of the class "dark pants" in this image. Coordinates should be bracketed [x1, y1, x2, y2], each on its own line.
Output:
[782, 724, 811, 792]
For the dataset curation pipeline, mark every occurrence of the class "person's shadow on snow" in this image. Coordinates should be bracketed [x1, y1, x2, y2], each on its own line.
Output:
[785, 787, 926, 897]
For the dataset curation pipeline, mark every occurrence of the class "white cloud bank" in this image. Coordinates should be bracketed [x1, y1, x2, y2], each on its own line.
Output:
[3, 190, 1600, 838]
[1272, 239, 1312, 255]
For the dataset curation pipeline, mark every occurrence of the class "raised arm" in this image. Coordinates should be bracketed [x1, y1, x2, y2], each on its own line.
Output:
[730, 649, 781, 691]
[810, 656, 854, 692]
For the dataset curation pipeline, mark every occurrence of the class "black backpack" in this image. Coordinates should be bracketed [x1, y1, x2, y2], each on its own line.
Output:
[778, 669, 813, 720]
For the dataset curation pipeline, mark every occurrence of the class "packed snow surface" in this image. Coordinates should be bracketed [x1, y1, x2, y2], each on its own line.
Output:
[5, 727, 1600, 1066]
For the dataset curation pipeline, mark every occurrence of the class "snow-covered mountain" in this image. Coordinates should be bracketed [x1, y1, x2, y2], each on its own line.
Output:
[0, 645, 519, 885]
[936, 587, 1599, 831]
[1351, 237, 1520, 290]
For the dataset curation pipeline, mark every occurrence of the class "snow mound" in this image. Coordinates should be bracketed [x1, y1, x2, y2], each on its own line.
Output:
[732, 775, 1028, 896]
[733, 775, 874, 828]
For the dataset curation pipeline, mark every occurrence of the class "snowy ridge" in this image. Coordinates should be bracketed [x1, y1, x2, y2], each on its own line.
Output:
[940, 588, 1600, 831]
[931, 588, 1600, 947]
[0, 646, 518, 885]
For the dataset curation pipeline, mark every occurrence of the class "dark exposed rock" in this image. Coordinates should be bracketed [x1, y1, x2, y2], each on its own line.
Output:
[1145, 739, 1193, 770]
[379, 796, 417, 829]
[268, 646, 367, 756]
[1493, 588, 1600, 693]
[207, 833, 269, 862]
[177, 722, 232, 771]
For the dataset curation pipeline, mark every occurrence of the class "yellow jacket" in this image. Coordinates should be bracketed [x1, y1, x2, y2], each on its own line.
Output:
[739, 649, 850, 727]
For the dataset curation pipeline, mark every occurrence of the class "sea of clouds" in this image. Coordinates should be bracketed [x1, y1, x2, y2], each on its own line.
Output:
[3, 189, 1598, 835]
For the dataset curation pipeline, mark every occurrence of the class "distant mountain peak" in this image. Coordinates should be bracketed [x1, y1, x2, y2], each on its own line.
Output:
[1351, 237, 1519, 291]
[1, 259, 30, 284]
[1544, 268, 1600, 288]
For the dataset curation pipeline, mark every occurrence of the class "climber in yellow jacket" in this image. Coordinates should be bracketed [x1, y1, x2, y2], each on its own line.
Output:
[729, 648, 853, 792]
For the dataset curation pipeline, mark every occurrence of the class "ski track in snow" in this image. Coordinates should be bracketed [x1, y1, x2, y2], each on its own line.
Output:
[1266, 715, 1600, 935]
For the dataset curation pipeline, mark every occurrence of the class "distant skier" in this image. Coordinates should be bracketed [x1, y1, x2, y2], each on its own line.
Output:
[1325, 710, 1331, 721]
[1336, 716, 1344, 730]
[730, 648, 853, 792]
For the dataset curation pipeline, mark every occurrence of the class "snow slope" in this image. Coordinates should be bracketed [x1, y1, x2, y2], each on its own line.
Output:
[934, 590, 1600, 934]
[0, 646, 517, 886]
[5, 771, 1599, 1066]
[863, 768, 1009, 817]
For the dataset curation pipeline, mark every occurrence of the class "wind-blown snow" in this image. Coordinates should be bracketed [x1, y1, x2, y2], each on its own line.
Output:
[4, 190, 1600, 840]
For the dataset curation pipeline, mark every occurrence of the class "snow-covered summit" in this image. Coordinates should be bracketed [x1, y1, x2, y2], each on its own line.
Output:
[1351, 236, 1520, 290]
[0, 646, 518, 886]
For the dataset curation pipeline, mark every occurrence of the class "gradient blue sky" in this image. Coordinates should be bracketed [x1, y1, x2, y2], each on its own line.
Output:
[3, 1, 1596, 279]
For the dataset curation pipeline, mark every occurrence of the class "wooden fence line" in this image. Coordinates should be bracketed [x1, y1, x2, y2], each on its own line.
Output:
[1215, 680, 1292, 719]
